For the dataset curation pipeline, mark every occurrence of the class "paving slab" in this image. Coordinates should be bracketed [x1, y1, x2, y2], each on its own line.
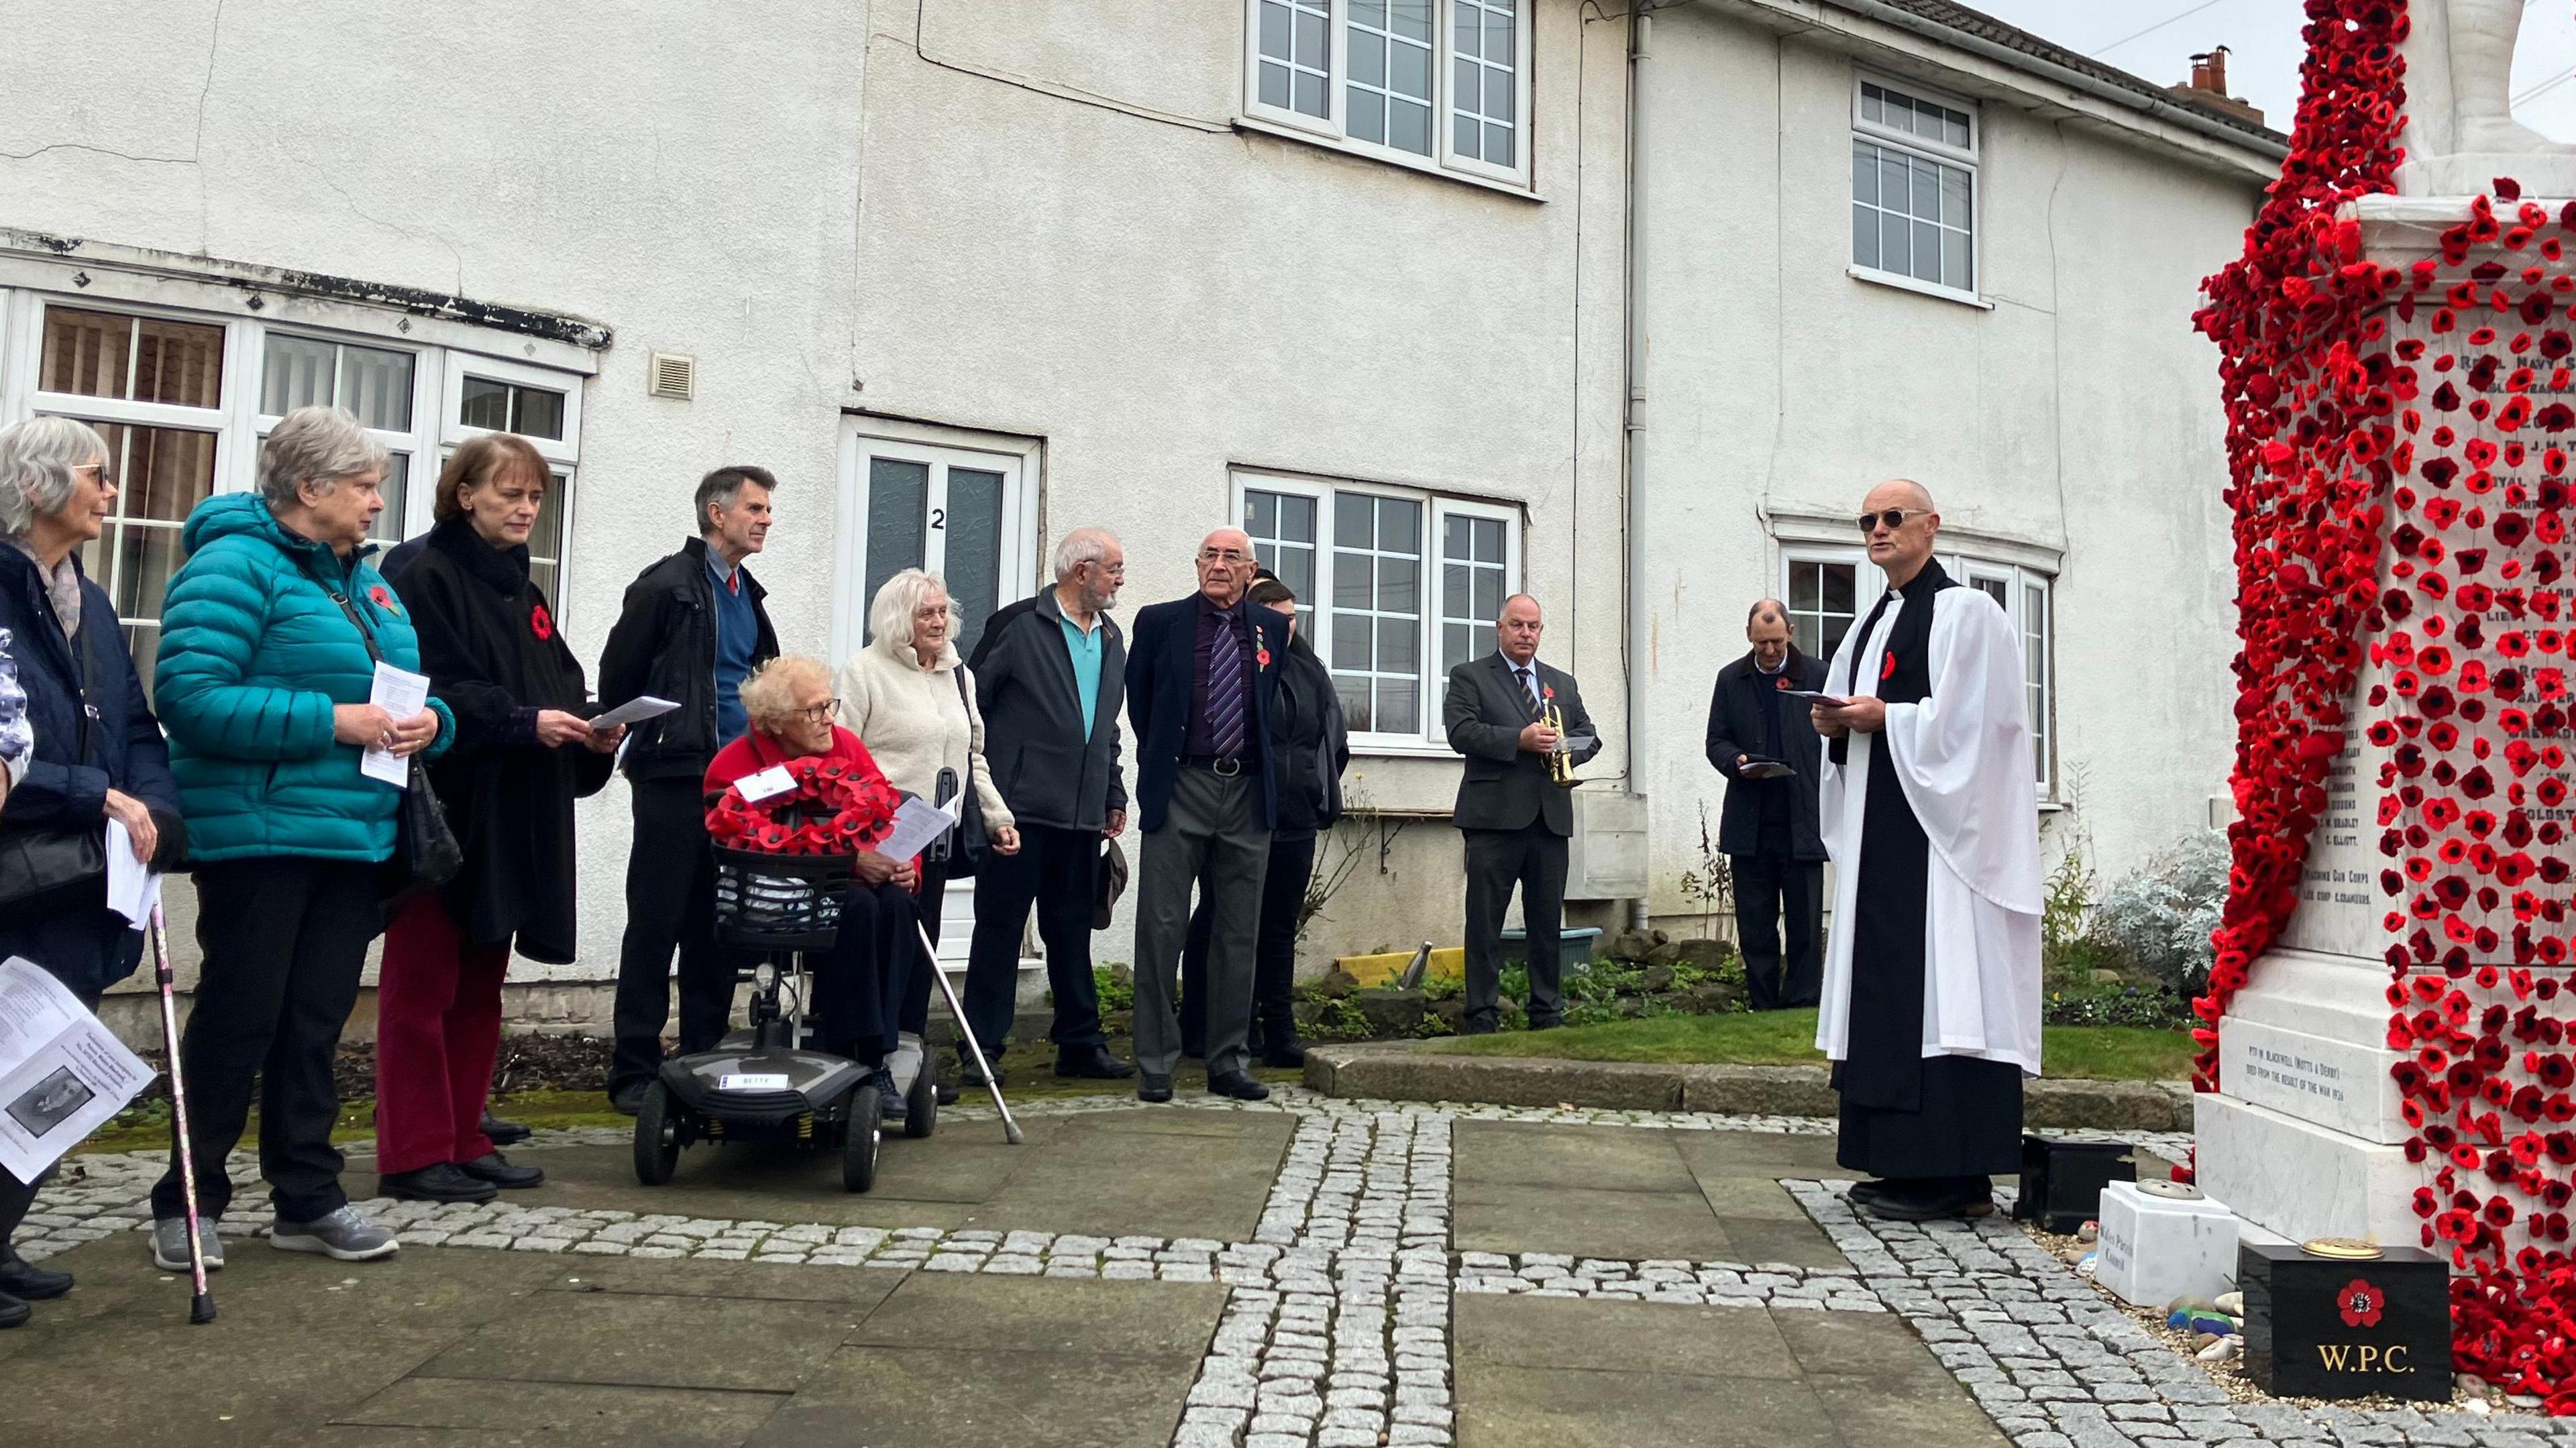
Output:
[419, 1280, 869, 1393]
[1458, 1366, 1845, 1448]
[749, 1343, 1202, 1448]
[331, 1376, 789, 1446]
[1452, 1118, 1702, 1192]
[1455, 1293, 1803, 1380]
[358, 1107, 1293, 1242]
[1454, 1178, 1739, 1260]
[538, 1256, 908, 1307]
[1453, 1121, 1847, 1266]
[0, 1238, 559, 1448]
[846, 1271, 1228, 1357]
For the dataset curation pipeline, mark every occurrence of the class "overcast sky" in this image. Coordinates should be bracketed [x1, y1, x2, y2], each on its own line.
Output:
[1961, 0, 2576, 140]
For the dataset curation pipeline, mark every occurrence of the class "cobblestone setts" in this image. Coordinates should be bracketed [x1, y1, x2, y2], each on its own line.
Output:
[5, 1086, 2210, 1448]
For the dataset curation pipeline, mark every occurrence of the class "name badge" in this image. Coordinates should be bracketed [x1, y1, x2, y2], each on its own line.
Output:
[719, 1072, 791, 1091]
[737, 765, 795, 803]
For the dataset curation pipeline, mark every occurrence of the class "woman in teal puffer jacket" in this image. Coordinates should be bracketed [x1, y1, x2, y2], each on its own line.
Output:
[148, 406, 456, 1272]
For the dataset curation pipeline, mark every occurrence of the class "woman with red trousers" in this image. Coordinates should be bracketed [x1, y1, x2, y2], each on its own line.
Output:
[374, 436, 622, 1203]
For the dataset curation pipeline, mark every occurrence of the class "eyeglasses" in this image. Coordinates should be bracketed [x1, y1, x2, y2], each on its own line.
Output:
[72, 462, 117, 488]
[1083, 562, 1127, 577]
[1197, 548, 1252, 564]
[1856, 508, 1923, 534]
[796, 699, 840, 723]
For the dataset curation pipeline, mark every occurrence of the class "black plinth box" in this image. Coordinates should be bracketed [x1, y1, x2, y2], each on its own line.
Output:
[2011, 1135, 2135, 1233]
[2239, 1242, 2449, 1402]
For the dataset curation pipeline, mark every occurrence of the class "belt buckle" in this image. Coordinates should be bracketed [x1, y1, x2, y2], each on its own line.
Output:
[1213, 757, 1242, 778]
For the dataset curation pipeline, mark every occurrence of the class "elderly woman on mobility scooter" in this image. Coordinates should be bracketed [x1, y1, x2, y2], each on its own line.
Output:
[630, 655, 938, 1191]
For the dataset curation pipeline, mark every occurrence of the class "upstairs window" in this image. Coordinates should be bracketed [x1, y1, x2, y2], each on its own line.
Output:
[1851, 75, 1979, 301]
[1244, 0, 1533, 189]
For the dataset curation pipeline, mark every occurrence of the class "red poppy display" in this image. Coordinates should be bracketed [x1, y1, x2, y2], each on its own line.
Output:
[2195, 1, 2576, 1406]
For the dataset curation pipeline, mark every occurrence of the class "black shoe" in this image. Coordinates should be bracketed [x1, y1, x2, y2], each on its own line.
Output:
[0, 1290, 25, 1330]
[1261, 1037, 1308, 1069]
[480, 1109, 533, 1146]
[1862, 1180, 1994, 1223]
[1138, 1072, 1174, 1103]
[1527, 1015, 1562, 1032]
[380, 1162, 500, 1204]
[871, 1068, 908, 1125]
[458, 1152, 545, 1190]
[935, 1081, 961, 1105]
[1846, 1179, 1895, 1207]
[1056, 1044, 1138, 1079]
[958, 1054, 1006, 1089]
[1206, 1070, 1271, 1102]
[609, 1082, 650, 1117]
[0, 1247, 70, 1301]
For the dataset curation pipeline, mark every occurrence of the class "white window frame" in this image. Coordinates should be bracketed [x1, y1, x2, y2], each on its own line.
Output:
[1234, 467, 1521, 757]
[0, 274, 590, 642]
[1848, 70, 1986, 309]
[1775, 541, 2055, 801]
[1239, 0, 1536, 194]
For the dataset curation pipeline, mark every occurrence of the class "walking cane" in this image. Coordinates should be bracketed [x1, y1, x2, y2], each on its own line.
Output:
[148, 901, 215, 1324]
[916, 921, 1022, 1146]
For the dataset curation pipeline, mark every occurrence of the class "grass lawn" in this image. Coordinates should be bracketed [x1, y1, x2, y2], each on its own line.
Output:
[1419, 1007, 2195, 1082]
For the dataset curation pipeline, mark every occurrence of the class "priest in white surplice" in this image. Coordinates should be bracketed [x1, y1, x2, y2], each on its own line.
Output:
[1810, 480, 2043, 1222]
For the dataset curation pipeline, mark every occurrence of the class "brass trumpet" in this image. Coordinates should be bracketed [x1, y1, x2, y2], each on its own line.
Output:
[1543, 696, 1576, 788]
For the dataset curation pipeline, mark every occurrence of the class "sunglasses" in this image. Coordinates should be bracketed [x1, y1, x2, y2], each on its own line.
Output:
[1856, 508, 1923, 534]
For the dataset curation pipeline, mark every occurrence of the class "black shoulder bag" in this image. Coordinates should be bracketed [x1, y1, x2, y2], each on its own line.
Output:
[936, 665, 991, 878]
[329, 586, 463, 895]
[0, 626, 109, 914]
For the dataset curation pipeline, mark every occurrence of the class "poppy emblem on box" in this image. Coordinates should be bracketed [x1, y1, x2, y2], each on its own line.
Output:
[2338, 1278, 2385, 1331]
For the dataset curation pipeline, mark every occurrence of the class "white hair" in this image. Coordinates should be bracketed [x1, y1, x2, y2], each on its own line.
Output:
[260, 406, 388, 509]
[1051, 526, 1120, 580]
[0, 416, 107, 538]
[867, 568, 952, 653]
[739, 655, 835, 732]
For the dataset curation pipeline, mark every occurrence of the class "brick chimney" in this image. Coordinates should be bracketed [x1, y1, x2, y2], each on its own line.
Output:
[2170, 46, 2266, 127]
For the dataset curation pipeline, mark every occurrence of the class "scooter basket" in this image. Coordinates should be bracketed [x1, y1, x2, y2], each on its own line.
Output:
[711, 847, 856, 951]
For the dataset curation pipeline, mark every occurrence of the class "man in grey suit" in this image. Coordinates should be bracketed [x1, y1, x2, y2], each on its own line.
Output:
[1444, 594, 1603, 1034]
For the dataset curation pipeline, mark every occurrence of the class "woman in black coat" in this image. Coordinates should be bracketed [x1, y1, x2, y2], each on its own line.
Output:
[0, 417, 184, 1325]
[1180, 576, 1349, 1068]
[373, 436, 621, 1204]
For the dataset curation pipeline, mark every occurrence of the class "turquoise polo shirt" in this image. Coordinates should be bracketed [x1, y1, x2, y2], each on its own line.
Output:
[1058, 611, 1104, 737]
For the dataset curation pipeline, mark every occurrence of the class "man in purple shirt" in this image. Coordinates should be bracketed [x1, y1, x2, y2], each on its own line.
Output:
[1122, 528, 1293, 1103]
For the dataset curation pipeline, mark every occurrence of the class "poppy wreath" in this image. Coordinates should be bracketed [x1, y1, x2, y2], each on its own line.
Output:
[2196, 1, 2576, 1406]
[705, 757, 902, 856]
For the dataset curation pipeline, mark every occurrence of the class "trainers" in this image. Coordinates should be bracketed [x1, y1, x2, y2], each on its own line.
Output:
[150, 1217, 225, 1274]
[271, 1205, 399, 1262]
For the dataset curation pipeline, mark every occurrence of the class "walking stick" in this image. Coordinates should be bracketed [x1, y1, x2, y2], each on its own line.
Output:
[916, 921, 1022, 1145]
[148, 901, 215, 1324]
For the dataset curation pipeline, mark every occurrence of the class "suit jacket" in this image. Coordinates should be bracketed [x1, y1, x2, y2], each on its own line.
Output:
[1703, 649, 1829, 862]
[969, 587, 1128, 832]
[1444, 653, 1600, 836]
[1123, 592, 1292, 834]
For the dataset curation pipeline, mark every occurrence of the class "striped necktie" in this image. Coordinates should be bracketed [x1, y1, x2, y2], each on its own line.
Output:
[1208, 607, 1247, 759]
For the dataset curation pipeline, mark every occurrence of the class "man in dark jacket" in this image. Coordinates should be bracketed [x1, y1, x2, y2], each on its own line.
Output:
[1446, 594, 1601, 1034]
[963, 527, 1133, 1080]
[1124, 528, 1291, 1103]
[1705, 599, 1830, 1010]
[596, 466, 779, 1111]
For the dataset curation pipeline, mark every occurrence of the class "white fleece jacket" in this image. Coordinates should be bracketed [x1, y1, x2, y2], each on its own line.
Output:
[834, 636, 1014, 830]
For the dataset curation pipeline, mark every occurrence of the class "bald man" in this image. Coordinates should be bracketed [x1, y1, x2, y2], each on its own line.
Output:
[1123, 528, 1294, 1103]
[1809, 480, 2043, 1221]
[1444, 594, 1603, 1034]
[1705, 599, 1831, 1010]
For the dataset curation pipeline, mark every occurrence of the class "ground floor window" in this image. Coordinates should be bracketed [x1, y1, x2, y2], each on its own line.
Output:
[1, 281, 589, 666]
[1777, 544, 2053, 796]
[1236, 467, 1519, 750]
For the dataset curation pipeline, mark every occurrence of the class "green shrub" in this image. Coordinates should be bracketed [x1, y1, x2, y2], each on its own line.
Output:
[1092, 965, 1134, 1014]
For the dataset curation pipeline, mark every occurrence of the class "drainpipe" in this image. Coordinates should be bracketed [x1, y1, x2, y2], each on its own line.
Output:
[1621, 7, 1653, 934]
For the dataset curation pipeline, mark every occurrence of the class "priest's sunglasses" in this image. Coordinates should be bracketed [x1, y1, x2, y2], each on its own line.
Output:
[1856, 508, 1923, 534]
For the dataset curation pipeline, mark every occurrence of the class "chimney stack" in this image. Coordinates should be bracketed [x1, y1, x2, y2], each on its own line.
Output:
[2171, 44, 2264, 127]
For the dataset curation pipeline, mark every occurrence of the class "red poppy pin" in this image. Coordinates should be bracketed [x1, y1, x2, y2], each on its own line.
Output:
[531, 603, 554, 641]
[1880, 653, 1897, 681]
[1774, 675, 1792, 691]
[2337, 1278, 2385, 1330]
[1542, 684, 1555, 700]
[1256, 647, 1272, 669]
[368, 583, 399, 616]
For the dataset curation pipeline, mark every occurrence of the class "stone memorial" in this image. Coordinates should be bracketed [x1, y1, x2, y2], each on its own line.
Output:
[2239, 1242, 2451, 1402]
[2097, 1181, 2241, 1311]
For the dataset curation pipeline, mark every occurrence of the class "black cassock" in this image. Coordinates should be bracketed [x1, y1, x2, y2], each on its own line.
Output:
[1829, 559, 2023, 1182]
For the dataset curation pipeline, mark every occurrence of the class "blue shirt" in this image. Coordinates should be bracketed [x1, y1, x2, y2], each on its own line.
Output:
[1058, 609, 1104, 738]
[708, 552, 756, 744]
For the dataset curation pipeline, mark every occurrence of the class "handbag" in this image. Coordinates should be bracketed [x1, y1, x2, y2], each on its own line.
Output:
[0, 624, 109, 913]
[941, 666, 991, 879]
[329, 585, 462, 893]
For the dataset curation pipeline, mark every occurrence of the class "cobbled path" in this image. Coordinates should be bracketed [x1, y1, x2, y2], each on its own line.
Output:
[30, 1087, 2540, 1447]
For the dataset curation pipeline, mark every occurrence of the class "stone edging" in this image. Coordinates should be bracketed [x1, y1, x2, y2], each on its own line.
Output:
[1301, 1042, 2195, 1131]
